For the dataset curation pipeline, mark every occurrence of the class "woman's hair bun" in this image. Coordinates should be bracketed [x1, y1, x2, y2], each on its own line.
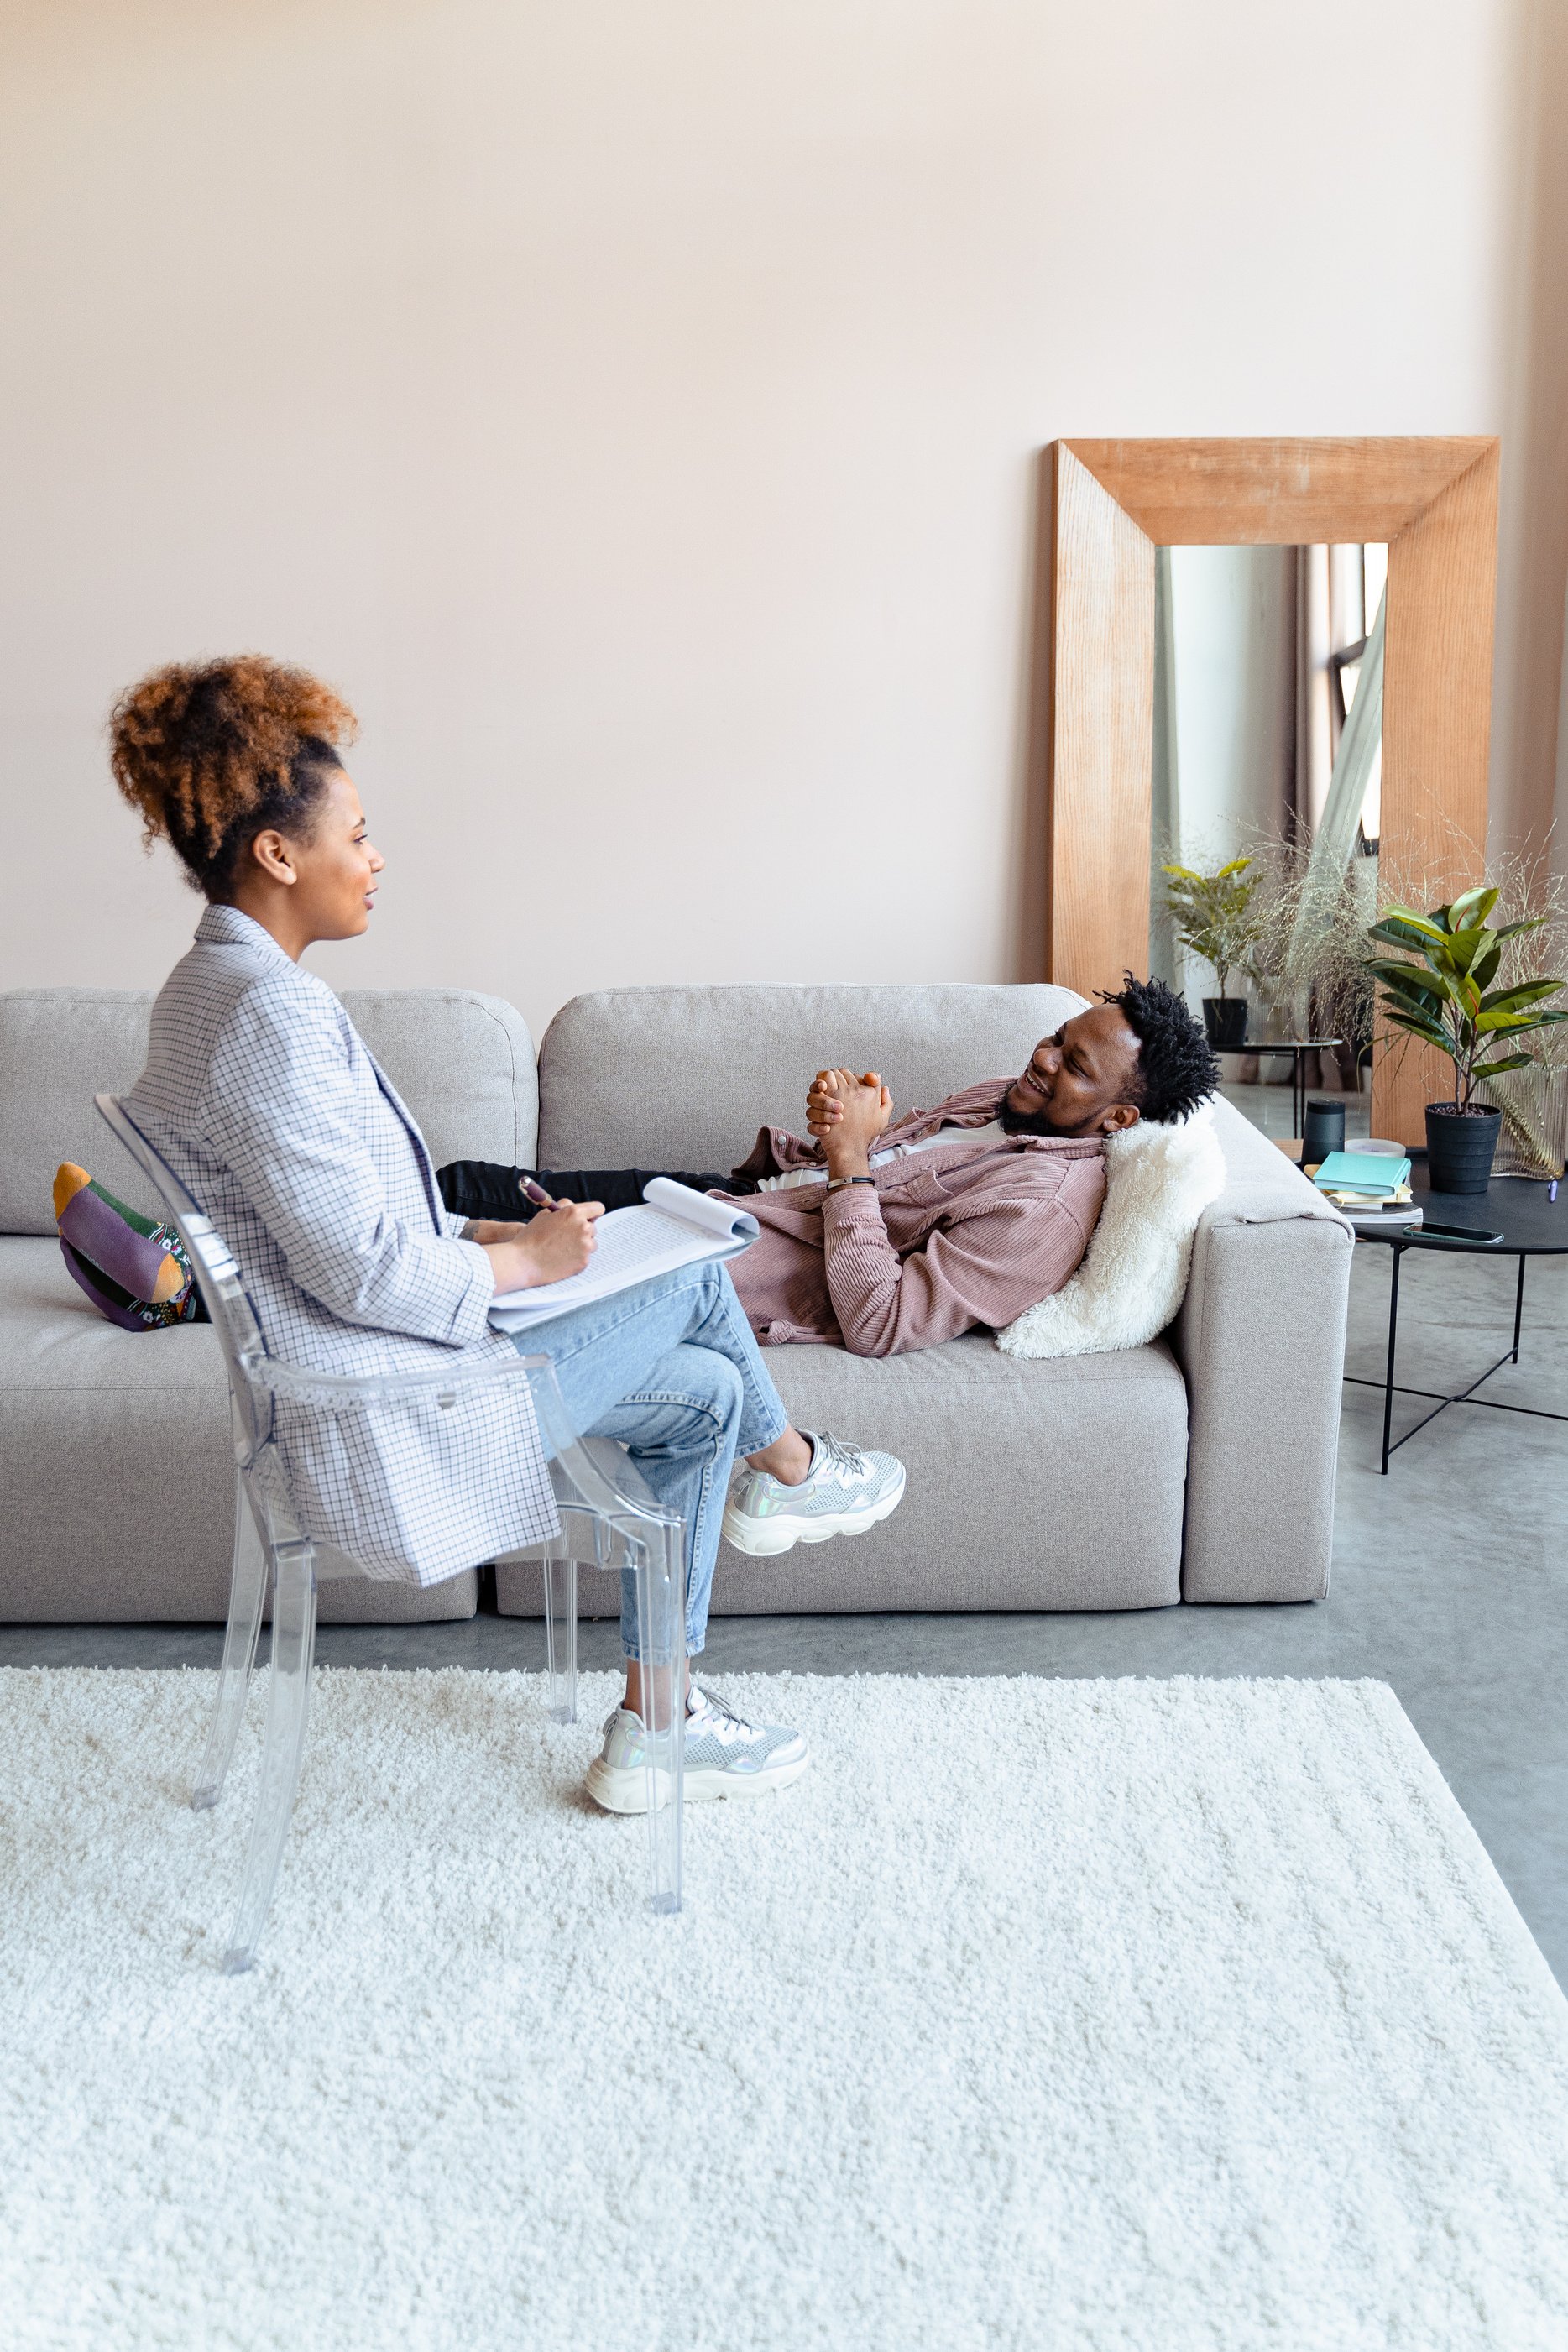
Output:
[110, 655, 358, 899]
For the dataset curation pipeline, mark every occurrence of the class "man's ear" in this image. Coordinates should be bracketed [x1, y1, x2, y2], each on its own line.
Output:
[1100, 1103, 1141, 1135]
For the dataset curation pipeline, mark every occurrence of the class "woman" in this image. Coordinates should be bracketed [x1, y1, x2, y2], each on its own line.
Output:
[111, 656, 905, 1811]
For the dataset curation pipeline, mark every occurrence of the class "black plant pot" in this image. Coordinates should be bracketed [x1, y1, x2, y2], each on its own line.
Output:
[1424, 1102, 1502, 1195]
[1203, 998, 1248, 1051]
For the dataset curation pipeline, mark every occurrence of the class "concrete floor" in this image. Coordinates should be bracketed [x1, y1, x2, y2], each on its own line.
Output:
[6, 1134, 1565, 1984]
[1220, 1072, 1372, 1143]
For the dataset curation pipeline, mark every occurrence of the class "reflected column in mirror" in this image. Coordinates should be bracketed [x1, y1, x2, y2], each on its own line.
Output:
[1151, 541, 1386, 1147]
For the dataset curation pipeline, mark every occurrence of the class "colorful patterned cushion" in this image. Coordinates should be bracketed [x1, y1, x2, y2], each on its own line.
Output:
[53, 1163, 206, 1332]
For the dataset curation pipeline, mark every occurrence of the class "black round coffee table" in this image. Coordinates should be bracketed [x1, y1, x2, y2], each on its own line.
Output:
[1348, 1168, 1567, 1471]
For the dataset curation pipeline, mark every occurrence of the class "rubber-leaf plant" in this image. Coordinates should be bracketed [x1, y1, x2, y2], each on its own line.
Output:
[1366, 886, 1568, 1111]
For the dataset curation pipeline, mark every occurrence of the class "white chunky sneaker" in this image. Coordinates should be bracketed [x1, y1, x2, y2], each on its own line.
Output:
[584, 1684, 808, 1813]
[722, 1430, 907, 1559]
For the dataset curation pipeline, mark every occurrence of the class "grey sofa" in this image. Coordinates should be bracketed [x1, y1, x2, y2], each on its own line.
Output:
[0, 980, 1353, 1623]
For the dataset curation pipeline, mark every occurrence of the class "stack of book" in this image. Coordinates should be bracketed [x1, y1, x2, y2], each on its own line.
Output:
[1309, 1149, 1421, 1229]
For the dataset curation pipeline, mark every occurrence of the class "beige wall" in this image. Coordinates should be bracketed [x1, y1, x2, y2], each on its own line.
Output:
[0, 0, 1535, 1040]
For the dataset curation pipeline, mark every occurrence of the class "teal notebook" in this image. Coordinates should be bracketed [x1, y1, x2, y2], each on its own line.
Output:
[1311, 1150, 1411, 1196]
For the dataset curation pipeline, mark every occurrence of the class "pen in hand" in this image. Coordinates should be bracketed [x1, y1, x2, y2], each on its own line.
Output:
[515, 1173, 603, 1269]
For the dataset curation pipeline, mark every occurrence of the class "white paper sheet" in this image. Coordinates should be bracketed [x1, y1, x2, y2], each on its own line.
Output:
[486, 1180, 759, 1332]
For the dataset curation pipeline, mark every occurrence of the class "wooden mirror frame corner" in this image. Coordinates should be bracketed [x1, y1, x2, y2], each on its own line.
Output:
[1043, 435, 1500, 1146]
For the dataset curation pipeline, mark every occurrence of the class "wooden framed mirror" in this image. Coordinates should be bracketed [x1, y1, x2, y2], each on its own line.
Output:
[1043, 436, 1499, 1146]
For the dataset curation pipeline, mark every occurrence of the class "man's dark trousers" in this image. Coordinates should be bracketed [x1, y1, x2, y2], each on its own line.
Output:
[436, 1160, 756, 1221]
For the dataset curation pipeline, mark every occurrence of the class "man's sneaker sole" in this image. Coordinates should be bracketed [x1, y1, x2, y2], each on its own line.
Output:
[585, 1750, 811, 1813]
[721, 1466, 907, 1558]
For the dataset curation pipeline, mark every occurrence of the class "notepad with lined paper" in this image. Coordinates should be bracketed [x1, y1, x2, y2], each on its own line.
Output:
[486, 1179, 758, 1332]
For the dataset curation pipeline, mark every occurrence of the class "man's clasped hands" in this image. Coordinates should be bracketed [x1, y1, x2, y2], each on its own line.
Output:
[806, 1068, 896, 1179]
[465, 1066, 899, 1295]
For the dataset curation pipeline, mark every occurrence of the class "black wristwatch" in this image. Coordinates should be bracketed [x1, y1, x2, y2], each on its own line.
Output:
[824, 1174, 875, 1195]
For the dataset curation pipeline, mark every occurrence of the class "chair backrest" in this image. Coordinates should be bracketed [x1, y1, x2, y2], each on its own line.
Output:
[95, 1095, 274, 1467]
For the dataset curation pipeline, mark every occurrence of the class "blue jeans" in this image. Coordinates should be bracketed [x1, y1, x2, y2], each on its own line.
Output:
[512, 1262, 790, 1659]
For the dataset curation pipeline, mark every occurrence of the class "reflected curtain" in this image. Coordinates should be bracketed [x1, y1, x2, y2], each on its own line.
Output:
[1305, 588, 1384, 886]
[1290, 585, 1385, 1088]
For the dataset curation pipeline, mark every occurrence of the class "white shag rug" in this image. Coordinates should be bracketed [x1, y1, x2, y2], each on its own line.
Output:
[3, 1670, 1566, 2352]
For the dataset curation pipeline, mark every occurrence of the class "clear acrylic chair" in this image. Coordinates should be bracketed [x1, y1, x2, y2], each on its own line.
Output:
[97, 1095, 687, 1973]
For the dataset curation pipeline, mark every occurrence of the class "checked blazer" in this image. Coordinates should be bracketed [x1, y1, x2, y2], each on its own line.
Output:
[128, 904, 555, 1582]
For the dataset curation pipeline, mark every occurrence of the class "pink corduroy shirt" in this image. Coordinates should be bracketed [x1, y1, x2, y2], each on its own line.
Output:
[719, 1079, 1106, 1357]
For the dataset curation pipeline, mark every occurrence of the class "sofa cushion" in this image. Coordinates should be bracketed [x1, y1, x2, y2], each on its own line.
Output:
[339, 990, 538, 1178]
[498, 1328, 1187, 1617]
[0, 985, 537, 1236]
[0, 990, 159, 1235]
[0, 1236, 477, 1623]
[536, 982, 1089, 1170]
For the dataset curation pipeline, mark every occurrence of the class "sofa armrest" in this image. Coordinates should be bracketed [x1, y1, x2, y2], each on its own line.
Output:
[1171, 1100, 1353, 1602]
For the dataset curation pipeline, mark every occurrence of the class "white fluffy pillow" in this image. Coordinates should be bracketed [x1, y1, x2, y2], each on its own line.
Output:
[996, 1104, 1226, 1360]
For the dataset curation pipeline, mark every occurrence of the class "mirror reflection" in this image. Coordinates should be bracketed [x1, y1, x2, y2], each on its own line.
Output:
[1150, 542, 1387, 1141]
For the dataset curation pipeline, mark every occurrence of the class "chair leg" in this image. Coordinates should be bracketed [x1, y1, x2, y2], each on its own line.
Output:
[630, 1518, 685, 1916]
[191, 1475, 269, 1811]
[222, 1542, 317, 1974]
[541, 1539, 579, 1725]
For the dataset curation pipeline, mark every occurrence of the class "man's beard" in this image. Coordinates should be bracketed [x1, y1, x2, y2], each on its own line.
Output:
[998, 1095, 1058, 1137]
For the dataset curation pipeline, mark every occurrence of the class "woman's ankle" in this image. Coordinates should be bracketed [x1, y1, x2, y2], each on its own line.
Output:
[745, 1427, 813, 1487]
[623, 1656, 693, 1724]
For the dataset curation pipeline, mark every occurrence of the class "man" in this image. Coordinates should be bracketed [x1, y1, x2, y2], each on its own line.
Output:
[439, 975, 1220, 1361]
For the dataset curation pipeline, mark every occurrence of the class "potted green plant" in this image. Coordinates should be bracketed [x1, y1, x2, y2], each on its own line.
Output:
[1160, 857, 1265, 1049]
[1366, 886, 1568, 1193]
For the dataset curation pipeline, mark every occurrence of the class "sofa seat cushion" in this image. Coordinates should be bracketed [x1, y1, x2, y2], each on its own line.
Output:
[498, 1329, 1188, 1618]
[0, 1241, 476, 1624]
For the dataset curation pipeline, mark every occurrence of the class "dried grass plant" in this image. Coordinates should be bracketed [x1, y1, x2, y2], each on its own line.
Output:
[1234, 818, 1568, 1170]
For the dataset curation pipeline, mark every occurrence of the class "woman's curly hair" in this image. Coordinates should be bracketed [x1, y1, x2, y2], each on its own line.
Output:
[109, 656, 358, 900]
